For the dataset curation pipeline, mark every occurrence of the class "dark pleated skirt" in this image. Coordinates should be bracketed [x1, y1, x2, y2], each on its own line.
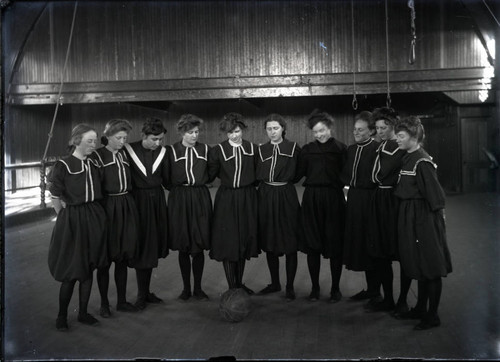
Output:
[210, 185, 259, 262]
[102, 193, 140, 265]
[398, 199, 453, 280]
[258, 183, 300, 255]
[130, 187, 169, 269]
[367, 187, 400, 260]
[299, 186, 346, 259]
[48, 201, 108, 282]
[343, 187, 375, 271]
[167, 185, 212, 253]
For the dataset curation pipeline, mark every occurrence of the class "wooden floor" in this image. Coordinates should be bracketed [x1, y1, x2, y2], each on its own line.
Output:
[3, 192, 500, 360]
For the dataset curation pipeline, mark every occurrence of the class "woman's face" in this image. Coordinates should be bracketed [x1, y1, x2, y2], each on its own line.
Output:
[266, 121, 284, 143]
[312, 121, 331, 143]
[376, 119, 395, 141]
[182, 126, 199, 147]
[76, 131, 98, 156]
[227, 126, 243, 144]
[353, 120, 372, 143]
[142, 133, 165, 150]
[107, 130, 128, 151]
[396, 130, 418, 151]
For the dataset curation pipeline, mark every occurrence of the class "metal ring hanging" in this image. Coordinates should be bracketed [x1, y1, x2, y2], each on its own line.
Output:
[351, 0, 358, 110]
[408, 0, 416, 65]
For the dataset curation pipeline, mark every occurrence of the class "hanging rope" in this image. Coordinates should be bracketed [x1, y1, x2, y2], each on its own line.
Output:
[384, 0, 392, 108]
[40, 1, 78, 208]
[408, 0, 416, 64]
[350, 0, 358, 110]
[41, 1, 78, 162]
[482, 0, 500, 27]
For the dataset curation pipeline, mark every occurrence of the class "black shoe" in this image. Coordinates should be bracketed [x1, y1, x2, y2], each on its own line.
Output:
[366, 299, 395, 312]
[56, 316, 68, 331]
[397, 307, 426, 320]
[285, 288, 296, 302]
[258, 284, 282, 295]
[329, 289, 342, 304]
[116, 302, 139, 312]
[77, 313, 99, 325]
[414, 315, 441, 330]
[363, 295, 384, 310]
[146, 292, 163, 303]
[308, 288, 320, 301]
[178, 289, 192, 301]
[392, 302, 409, 319]
[241, 284, 255, 295]
[99, 305, 111, 318]
[193, 289, 209, 301]
[134, 297, 147, 310]
[350, 290, 380, 301]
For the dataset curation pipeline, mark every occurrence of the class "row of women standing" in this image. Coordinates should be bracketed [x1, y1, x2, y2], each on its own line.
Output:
[47, 109, 451, 332]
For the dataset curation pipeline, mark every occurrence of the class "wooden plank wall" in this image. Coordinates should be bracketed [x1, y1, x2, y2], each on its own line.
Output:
[8, 0, 486, 85]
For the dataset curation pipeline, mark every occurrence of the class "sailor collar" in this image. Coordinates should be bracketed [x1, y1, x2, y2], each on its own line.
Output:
[93, 148, 129, 167]
[377, 139, 400, 155]
[170, 142, 208, 162]
[218, 139, 254, 161]
[58, 155, 100, 174]
[259, 139, 296, 162]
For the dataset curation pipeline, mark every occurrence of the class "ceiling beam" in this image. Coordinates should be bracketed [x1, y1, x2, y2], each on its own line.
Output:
[7, 67, 494, 105]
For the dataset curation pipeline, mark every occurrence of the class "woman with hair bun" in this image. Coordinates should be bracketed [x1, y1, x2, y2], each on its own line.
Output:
[208, 112, 259, 294]
[48, 123, 107, 330]
[394, 116, 452, 330]
[167, 114, 212, 301]
[90, 119, 140, 317]
[295, 110, 347, 302]
[124, 118, 170, 310]
[256, 113, 301, 301]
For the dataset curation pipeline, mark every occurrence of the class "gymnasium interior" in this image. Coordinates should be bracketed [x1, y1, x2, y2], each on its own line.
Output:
[2, 1, 499, 360]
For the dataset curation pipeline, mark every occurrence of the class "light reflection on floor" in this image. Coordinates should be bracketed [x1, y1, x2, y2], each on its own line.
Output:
[4, 188, 52, 216]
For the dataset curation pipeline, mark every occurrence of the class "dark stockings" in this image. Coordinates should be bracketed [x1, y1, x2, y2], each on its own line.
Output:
[58, 276, 93, 318]
[396, 269, 412, 306]
[285, 252, 298, 290]
[135, 268, 152, 300]
[223, 259, 246, 289]
[266, 252, 280, 287]
[366, 269, 379, 296]
[307, 252, 321, 291]
[379, 261, 394, 303]
[329, 255, 342, 292]
[179, 251, 205, 292]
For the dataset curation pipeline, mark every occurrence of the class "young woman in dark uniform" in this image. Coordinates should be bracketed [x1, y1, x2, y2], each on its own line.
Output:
[208, 112, 259, 293]
[256, 114, 301, 301]
[340, 111, 379, 304]
[124, 118, 169, 310]
[394, 116, 452, 330]
[91, 119, 140, 317]
[295, 110, 347, 302]
[366, 107, 407, 313]
[167, 114, 212, 301]
[48, 124, 107, 330]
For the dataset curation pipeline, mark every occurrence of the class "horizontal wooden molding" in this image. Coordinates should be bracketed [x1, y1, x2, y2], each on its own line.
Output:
[7, 67, 494, 105]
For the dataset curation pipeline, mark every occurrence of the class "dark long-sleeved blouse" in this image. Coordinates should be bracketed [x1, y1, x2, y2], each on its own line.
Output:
[208, 139, 257, 188]
[340, 138, 378, 189]
[123, 141, 169, 189]
[167, 142, 211, 186]
[394, 148, 445, 211]
[371, 139, 405, 187]
[48, 155, 103, 205]
[295, 138, 347, 188]
[256, 139, 300, 183]
[91, 147, 132, 195]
